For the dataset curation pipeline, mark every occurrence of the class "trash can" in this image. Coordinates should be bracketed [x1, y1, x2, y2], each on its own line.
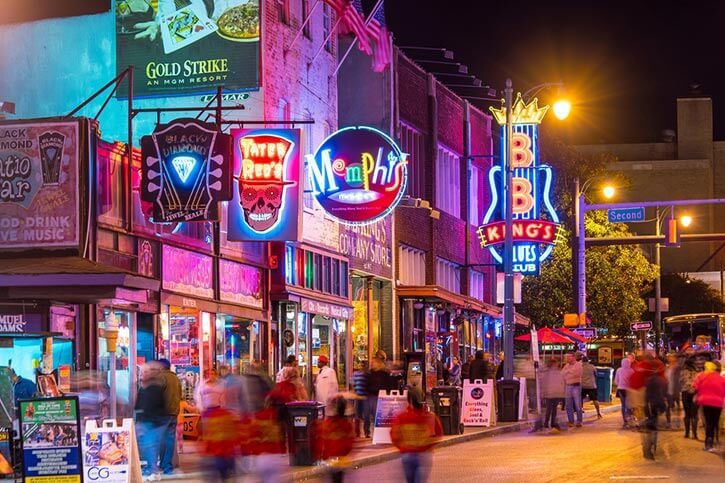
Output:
[286, 401, 325, 466]
[431, 386, 463, 435]
[595, 367, 614, 403]
[496, 379, 520, 422]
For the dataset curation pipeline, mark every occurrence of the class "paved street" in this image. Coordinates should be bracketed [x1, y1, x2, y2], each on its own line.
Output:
[304, 412, 724, 483]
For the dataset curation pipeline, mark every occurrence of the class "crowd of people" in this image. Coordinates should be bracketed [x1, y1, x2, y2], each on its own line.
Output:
[614, 348, 725, 456]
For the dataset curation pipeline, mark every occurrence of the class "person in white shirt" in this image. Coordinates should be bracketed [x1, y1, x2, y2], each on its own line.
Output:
[314, 355, 339, 407]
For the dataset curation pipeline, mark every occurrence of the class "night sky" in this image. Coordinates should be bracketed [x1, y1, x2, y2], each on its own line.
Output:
[386, 1, 725, 144]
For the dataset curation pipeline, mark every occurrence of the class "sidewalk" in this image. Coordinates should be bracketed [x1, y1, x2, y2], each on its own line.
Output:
[172, 400, 620, 481]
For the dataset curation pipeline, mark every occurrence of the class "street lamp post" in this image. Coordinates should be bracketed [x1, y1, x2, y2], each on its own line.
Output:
[502, 79, 515, 381]
[654, 207, 662, 356]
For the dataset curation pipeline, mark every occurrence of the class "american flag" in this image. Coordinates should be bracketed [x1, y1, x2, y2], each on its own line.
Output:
[366, 1, 391, 72]
[338, 0, 373, 55]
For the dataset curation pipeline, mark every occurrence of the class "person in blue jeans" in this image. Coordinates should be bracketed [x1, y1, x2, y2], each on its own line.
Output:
[157, 358, 181, 475]
[561, 353, 583, 427]
[135, 362, 167, 480]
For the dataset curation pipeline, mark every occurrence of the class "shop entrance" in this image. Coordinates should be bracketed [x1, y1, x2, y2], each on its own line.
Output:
[214, 315, 265, 375]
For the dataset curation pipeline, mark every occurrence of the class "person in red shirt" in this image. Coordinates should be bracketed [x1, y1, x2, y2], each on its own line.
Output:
[692, 361, 725, 451]
[390, 389, 443, 483]
[316, 396, 355, 482]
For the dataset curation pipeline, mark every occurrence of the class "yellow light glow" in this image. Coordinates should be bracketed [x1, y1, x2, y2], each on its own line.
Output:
[680, 215, 693, 227]
[602, 185, 615, 199]
[552, 99, 571, 120]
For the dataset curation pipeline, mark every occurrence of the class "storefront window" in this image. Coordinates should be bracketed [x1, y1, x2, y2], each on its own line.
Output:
[297, 311, 308, 382]
[215, 315, 265, 375]
[311, 315, 347, 388]
[97, 308, 135, 418]
[351, 277, 368, 368]
[162, 306, 201, 404]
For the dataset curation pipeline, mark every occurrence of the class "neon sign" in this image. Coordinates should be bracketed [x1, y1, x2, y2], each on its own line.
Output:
[141, 119, 232, 223]
[478, 94, 561, 275]
[227, 128, 301, 241]
[306, 126, 408, 225]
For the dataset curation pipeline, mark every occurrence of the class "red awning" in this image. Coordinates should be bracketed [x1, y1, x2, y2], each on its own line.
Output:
[515, 327, 576, 344]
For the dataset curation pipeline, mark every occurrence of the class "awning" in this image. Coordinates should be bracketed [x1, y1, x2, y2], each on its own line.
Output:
[397, 285, 530, 326]
[0, 257, 159, 305]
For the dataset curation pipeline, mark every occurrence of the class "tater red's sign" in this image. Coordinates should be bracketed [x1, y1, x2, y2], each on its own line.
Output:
[305, 126, 408, 225]
[227, 128, 301, 241]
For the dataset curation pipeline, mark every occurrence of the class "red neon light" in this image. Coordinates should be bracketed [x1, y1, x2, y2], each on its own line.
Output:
[477, 220, 560, 247]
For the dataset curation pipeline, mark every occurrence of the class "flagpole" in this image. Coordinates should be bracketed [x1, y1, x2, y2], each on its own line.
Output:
[285, 0, 322, 54]
[309, 9, 346, 66]
[331, 0, 384, 78]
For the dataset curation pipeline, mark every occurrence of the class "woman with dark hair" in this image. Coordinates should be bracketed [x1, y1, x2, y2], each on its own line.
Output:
[679, 353, 701, 439]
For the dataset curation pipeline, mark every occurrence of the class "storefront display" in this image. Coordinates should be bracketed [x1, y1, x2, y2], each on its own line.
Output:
[214, 315, 265, 375]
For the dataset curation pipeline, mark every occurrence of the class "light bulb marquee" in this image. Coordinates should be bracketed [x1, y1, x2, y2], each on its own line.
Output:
[478, 94, 562, 275]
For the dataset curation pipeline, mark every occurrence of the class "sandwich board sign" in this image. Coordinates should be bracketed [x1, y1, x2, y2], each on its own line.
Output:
[462, 379, 494, 427]
[83, 419, 142, 483]
[372, 390, 408, 445]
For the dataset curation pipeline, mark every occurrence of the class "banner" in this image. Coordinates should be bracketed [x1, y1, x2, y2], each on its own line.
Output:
[372, 390, 407, 445]
[141, 119, 232, 223]
[19, 396, 83, 482]
[462, 380, 494, 427]
[83, 419, 142, 483]
[228, 129, 301, 241]
[116, 0, 260, 97]
[0, 121, 79, 250]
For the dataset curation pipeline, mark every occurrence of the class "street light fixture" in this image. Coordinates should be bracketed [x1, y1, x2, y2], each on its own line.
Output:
[553, 99, 572, 121]
[602, 185, 616, 199]
[680, 214, 693, 227]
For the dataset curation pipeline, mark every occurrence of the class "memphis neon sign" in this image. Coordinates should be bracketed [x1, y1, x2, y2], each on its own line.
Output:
[478, 94, 561, 275]
[305, 126, 408, 225]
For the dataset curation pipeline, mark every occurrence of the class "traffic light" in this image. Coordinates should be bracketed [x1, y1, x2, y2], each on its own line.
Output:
[664, 217, 681, 247]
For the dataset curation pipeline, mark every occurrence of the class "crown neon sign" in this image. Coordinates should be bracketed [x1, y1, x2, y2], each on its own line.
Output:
[479, 95, 561, 275]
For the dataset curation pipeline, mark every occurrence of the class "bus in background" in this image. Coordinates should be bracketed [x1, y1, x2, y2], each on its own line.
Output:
[663, 313, 724, 361]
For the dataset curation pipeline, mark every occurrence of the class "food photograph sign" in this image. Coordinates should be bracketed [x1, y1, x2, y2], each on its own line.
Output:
[227, 128, 301, 241]
[0, 121, 79, 250]
[116, 0, 260, 97]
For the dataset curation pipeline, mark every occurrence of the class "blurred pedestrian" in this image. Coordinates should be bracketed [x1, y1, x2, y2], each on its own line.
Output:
[580, 356, 601, 419]
[639, 353, 667, 460]
[367, 357, 394, 433]
[679, 353, 701, 439]
[461, 355, 474, 382]
[664, 353, 682, 428]
[562, 352, 583, 428]
[317, 395, 355, 482]
[495, 352, 504, 380]
[614, 358, 634, 427]
[276, 355, 297, 383]
[692, 361, 725, 451]
[535, 358, 564, 434]
[352, 362, 370, 437]
[135, 361, 166, 481]
[391, 388, 442, 483]
[468, 350, 490, 383]
[157, 358, 181, 476]
[448, 357, 461, 386]
[195, 369, 225, 412]
[315, 355, 339, 408]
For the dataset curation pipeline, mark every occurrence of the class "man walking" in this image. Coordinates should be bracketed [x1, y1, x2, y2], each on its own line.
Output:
[158, 358, 181, 476]
[315, 355, 339, 407]
[580, 356, 601, 418]
[562, 352, 583, 428]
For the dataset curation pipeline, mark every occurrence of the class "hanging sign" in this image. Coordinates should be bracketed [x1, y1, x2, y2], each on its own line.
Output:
[83, 418, 142, 483]
[462, 380, 494, 427]
[306, 126, 408, 225]
[0, 121, 80, 250]
[19, 396, 83, 482]
[141, 119, 232, 223]
[478, 94, 561, 275]
[227, 129, 301, 241]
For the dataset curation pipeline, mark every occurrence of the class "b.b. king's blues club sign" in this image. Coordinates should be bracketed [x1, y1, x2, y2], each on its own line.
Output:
[478, 94, 561, 275]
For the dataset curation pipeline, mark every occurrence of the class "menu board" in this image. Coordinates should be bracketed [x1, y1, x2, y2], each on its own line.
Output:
[83, 419, 141, 483]
[19, 396, 83, 482]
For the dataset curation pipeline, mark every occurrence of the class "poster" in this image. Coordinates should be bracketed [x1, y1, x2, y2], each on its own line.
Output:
[0, 121, 79, 249]
[19, 397, 83, 482]
[228, 129, 302, 241]
[116, 0, 260, 97]
[462, 380, 494, 427]
[83, 419, 142, 483]
[372, 390, 407, 445]
[0, 427, 13, 475]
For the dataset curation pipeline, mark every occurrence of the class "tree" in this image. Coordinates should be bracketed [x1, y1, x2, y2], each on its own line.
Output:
[518, 138, 658, 337]
[643, 273, 725, 316]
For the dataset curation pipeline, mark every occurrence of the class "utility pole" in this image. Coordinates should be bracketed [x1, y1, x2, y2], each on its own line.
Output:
[502, 78, 514, 381]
